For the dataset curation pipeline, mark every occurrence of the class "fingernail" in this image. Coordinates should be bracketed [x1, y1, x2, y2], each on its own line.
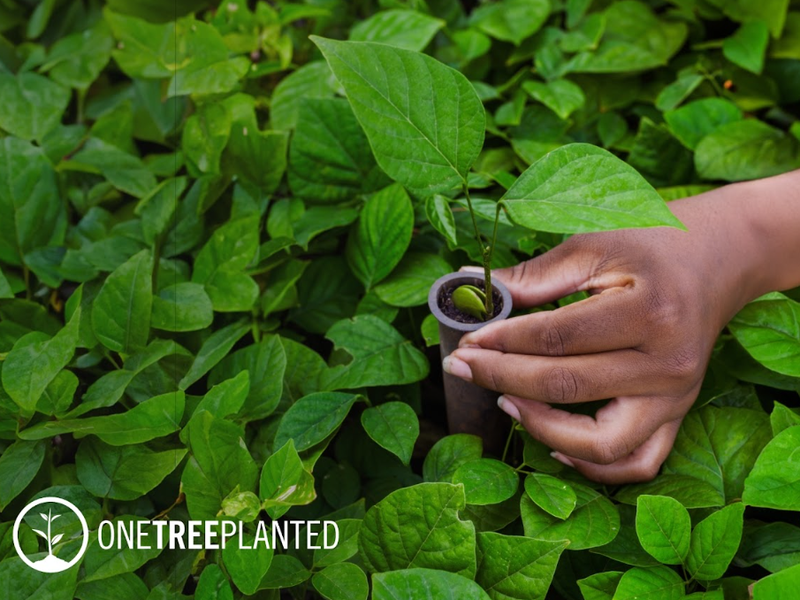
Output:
[550, 451, 575, 468]
[459, 333, 480, 349]
[497, 395, 521, 421]
[442, 355, 472, 380]
[459, 266, 483, 273]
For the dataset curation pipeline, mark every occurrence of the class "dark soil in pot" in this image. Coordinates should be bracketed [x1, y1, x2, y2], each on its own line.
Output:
[428, 272, 513, 455]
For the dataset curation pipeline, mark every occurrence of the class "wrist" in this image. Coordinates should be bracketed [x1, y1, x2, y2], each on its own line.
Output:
[667, 185, 775, 328]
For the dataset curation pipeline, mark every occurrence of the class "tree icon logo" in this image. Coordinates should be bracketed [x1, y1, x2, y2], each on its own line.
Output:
[13, 497, 89, 573]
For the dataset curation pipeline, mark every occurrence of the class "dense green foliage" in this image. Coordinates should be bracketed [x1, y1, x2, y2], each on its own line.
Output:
[1, 0, 800, 599]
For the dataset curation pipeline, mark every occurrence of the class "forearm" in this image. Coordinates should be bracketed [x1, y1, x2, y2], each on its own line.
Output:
[734, 169, 800, 295]
[666, 171, 800, 327]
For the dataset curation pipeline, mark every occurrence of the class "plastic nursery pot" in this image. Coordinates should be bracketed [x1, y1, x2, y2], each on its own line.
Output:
[428, 272, 513, 455]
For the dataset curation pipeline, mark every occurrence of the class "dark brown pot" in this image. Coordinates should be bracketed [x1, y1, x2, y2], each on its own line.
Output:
[428, 272, 513, 454]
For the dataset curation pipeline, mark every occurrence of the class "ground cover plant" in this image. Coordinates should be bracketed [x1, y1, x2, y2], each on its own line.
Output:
[1, 0, 800, 598]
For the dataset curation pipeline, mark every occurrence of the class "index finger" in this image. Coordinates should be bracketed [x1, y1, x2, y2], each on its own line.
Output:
[460, 286, 643, 356]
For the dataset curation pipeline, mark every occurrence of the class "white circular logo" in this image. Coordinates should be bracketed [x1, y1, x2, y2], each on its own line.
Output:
[13, 496, 89, 573]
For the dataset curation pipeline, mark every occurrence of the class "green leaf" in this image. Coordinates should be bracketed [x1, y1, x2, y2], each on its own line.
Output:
[0, 137, 64, 268]
[361, 402, 420, 465]
[191, 371, 250, 423]
[374, 252, 452, 308]
[314, 519, 362, 568]
[91, 249, 152, 354]
[695, 121, 800, 182]
[151, 282, 214, 332]
[259, 439, 316, 519]
[524, 473, 577, 520]
[346, 184, 414, 289]
[665, 98, 743, 150]
[453, 458, 519, 506]
[770, 400, 800, 435]
[0, 555, 77, 600]
[752, 563, 800, 599]
[76, 438, 186, 500]
[662, 405, 771, 505]
[81, 517, 164, 582]
[20, 390, 184, 445]
[568, 2, 688, 73]
[426, 195, 458, 247]
[222, 94, 289, 196]
[350, 10, 445, 51]
[179, 320, 250, 390]
[686, 503, 745, 580]
[523, 79, 586, 120]
[2, 307, 79, 415]
[0, 440, 46, 510]
[312, 563, 368, 600]
[192, 214, 259, 312]
[270, 61, 335, 130]
[655, 72, 704, 112]
[74, 573, 149, 600]
[288, 98, 383, 204]
[476, 532, 567, 600]
[257, 554, 311, 590]
[195, 564, 233, 600]
[135, 177, 187, 245]
[773, 11, 800, 59]
[208, 336, 286, 421]
[711, 0, 790, 38]
[275, 392, 360, 452]
[743, 425, 800, 510]
[634, 495, 691, 565]
[0, 72, 69, 141]
[372, 568, 490, 600]
[577, 571, 623, 600]
[470, 0, 550, 46]
[359, 482, 477, 577]
[181, 411, 257, 519]
[182, 102, 231, 175]
[612, 566, 684, 600]
[421, 313, 441, 347]
[312, 36, 485, 196]
[501, 143, 685, 233]
[423, 434, 484, 483]
[724, 21, 769, 74]
[520, 482, 620, 550]
[729, 292, 800, 377]
[616, 474, 728, 510]
[321, 315, 429, 391]
[223, 530, 273, 596]
[69, 138, 158, 198]
[737, 521, 800, 573]
[40, 21, 113, 91]
[106, 11, 247, 96]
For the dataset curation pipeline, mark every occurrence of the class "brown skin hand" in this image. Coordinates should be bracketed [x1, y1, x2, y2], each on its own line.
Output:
[444, 169, 800, 485]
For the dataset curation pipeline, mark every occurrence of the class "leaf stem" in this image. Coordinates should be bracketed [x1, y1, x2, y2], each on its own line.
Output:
[501, 423, 515, 463]
[462, 183, 495, 317]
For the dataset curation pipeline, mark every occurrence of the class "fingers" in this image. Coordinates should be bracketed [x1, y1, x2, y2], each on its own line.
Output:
[499, 395, 683, 464]
[460, 287, 643, 355]
[467, 240, 602, 308]
[447, 348, 661, 403]
[551, 419, 683, 485]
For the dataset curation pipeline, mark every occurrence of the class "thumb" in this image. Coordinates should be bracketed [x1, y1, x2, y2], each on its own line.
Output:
[463, 239, 600, 308]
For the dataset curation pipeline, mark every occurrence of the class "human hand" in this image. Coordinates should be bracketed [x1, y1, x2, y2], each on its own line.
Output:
[443, 186, 775, 484]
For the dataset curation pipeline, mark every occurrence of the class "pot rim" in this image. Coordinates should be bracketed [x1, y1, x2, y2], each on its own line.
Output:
[428, 272, 513, 332]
